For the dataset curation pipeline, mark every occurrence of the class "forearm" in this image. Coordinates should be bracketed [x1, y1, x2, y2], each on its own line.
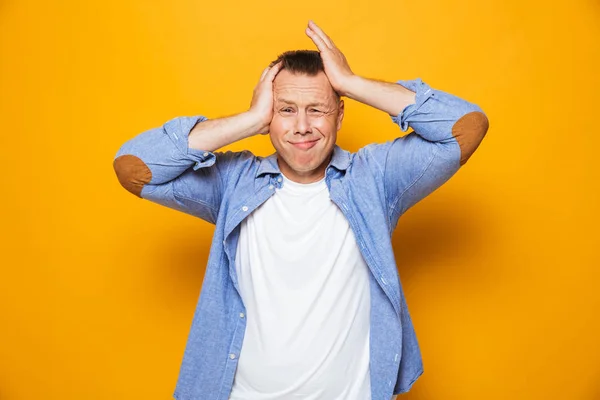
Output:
[188, 111, 263, 152]
[342, 75, 417, 117]
[114, 58, 279, 197]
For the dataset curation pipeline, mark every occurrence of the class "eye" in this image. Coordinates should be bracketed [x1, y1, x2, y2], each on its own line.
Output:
[309, 108, 322, 113]
[281, 108, 293, 113]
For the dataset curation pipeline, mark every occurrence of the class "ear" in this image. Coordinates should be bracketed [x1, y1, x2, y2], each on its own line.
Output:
[336, 99, 345, 131]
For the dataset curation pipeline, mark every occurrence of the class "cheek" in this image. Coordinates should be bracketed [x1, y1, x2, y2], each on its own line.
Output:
[270, 117, 293, 137]
[312, 117, 337, 136]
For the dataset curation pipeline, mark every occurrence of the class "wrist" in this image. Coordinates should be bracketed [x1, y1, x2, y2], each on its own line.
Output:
[338, 74, 364, 99]
[242, 110, 270, 136]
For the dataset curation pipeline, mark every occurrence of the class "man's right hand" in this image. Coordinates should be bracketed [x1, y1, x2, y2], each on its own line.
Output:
[248, 61, 283, 135]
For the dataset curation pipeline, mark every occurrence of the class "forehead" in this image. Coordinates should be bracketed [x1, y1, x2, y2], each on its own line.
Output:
[273, 70, 336, 105]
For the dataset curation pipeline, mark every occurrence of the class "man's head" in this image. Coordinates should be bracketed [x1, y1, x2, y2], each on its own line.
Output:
[268, 50, 344, 183]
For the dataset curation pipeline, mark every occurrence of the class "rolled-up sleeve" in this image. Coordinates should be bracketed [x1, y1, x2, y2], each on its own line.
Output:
[113, 116, 218, 194]
[392, 78, 489, 165]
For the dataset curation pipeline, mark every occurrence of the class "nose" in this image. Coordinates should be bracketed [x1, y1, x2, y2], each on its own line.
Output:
[294, 110, 311, 135]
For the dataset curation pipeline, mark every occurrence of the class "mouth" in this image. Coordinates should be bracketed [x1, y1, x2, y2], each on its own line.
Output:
[289, 139, 320, 150]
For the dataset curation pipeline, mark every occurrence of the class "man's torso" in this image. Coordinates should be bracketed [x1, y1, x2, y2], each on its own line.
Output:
[229, 174, 371, 399]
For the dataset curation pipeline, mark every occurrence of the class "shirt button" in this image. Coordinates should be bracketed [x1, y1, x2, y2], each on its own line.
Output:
[239, 312, 245, 318]
[222, 240, 226, 245]
[277, 176, 282, 182]
[242, 206, 248, 212]
[203, 152, 209, 157]
[268, 185, 274, 190]
[229, 353, 236, 359]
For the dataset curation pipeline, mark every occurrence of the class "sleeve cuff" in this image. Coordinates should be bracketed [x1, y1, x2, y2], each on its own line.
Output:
[163, 115, 217, 170]
[391, 78, 436, 131]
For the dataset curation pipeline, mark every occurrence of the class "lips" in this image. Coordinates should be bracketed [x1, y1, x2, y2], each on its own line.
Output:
[290, 139, 319, 150]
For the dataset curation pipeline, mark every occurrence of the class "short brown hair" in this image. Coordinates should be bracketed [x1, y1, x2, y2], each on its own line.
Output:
[269, 50, 324, 75]
[270, 50, 340, 99]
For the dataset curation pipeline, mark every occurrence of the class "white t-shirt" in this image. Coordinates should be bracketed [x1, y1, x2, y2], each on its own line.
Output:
[229, 173, 373, 400]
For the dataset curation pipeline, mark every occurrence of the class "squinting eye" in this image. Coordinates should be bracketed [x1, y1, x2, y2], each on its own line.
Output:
[310, 109, 321, 113]
[281, 108, 293, 113]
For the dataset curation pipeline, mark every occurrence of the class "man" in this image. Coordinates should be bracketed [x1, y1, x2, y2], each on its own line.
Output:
[113, 20, 488, 400]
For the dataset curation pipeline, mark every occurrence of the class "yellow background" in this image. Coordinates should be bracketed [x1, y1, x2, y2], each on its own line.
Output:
[1, 0, 599, 399]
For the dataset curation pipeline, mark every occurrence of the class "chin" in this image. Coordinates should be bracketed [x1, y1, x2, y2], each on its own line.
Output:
[292, 163, 320, 173]
[274, 139, 334, 174]
[293, 155, 329, 173]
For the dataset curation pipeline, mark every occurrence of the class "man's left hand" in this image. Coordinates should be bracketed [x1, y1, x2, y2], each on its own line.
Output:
[305, 20, 355, 97]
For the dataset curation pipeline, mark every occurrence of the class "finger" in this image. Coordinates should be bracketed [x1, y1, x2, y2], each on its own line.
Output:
[264, 61, 283, 82]
[259, 66, 270, 82]
[308, 20, 334, 49]
[306, 27, 330, 53]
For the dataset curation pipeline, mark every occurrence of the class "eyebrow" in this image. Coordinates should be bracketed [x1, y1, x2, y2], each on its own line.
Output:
[276, 99, 329, 108]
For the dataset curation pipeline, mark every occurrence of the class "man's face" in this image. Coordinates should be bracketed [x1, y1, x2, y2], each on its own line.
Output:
[269, 69, 344, 183]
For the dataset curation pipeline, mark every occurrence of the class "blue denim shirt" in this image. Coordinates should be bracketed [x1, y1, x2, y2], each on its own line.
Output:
[113, 78, 489, 400]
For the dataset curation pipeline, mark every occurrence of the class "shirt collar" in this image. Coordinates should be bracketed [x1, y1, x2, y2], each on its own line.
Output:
[255, 144, 351, 178]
